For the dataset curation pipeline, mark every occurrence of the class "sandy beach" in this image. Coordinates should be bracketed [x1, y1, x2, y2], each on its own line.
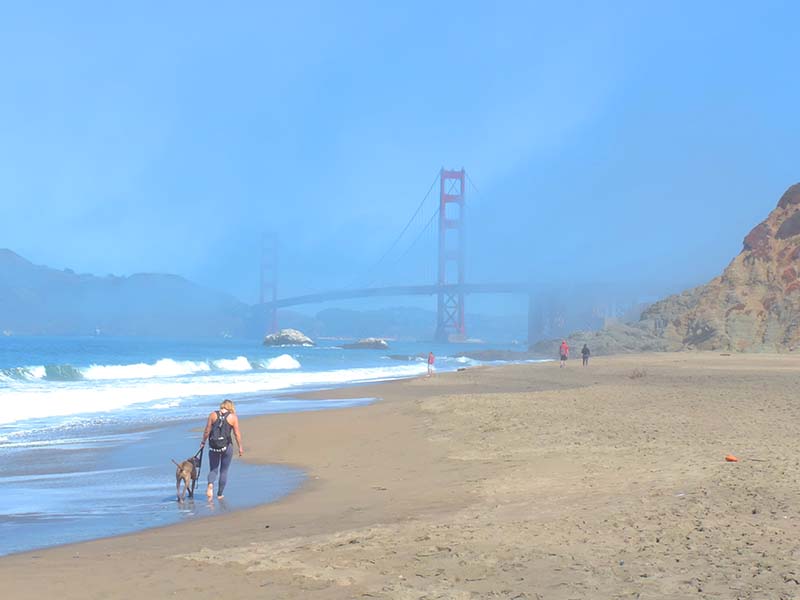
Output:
[3, 352, 800, 599]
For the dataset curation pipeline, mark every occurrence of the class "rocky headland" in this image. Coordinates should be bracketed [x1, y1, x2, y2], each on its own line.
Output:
[640, 183, 800, 351]
[536, 183, 800, 354]
[531, 321, 680, 358]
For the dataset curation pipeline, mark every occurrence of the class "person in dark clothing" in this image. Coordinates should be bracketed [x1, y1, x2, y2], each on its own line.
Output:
[581, 344, 590, 366]
[200, 399, 244, 500]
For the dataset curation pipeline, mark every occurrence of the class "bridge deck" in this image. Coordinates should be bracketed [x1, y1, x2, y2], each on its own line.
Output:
[262, 283, 530, 309]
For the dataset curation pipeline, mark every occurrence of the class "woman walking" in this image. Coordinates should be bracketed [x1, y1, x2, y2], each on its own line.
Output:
[200, 399, 244, 500]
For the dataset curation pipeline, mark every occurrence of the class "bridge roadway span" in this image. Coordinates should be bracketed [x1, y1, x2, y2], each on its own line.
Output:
[263, 283, 531, 309]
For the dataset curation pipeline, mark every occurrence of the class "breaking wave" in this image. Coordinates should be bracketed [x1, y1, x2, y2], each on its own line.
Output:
[0, 362, 427, 426]
[1, 354, 302, 383]
[212, 356, 252, 372]
[0, 366, 47, 381]
[262, 354, 301, 370]
[83, 359, 214, 381]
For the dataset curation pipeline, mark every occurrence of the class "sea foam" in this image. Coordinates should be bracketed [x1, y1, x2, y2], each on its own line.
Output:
[212, 356, 252, 372]
[83, 359, 212, 380]
[264, 354, 300, 370]
[1, 353, 306, 386]
[0, 362, 427, 426]
[0, 366, 47, 381]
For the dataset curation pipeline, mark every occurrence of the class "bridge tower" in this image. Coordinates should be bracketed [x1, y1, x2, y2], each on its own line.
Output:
[435, 168, 466, 342]
[260, 233, 278, 334]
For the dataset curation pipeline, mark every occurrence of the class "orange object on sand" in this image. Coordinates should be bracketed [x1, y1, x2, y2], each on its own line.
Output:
[725, 454, 739, 462]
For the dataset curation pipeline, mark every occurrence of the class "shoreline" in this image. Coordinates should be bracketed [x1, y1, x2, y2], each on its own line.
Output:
[3, 353, 800, 598]
[0, 366, 488, 578]
[0, 416, 307, 558]
[0, 391, 377, 558]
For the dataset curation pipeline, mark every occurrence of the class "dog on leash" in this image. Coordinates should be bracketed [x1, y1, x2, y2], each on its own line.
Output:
[172, 455, 201, 501]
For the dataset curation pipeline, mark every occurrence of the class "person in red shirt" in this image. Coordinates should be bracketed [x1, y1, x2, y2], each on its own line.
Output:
[559, 340, 569, 368]
[427, 351, 435, 376]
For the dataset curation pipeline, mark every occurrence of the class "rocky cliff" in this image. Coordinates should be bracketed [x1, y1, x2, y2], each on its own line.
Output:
[640, 183, 800, 351]
[531, 321, 681, 357]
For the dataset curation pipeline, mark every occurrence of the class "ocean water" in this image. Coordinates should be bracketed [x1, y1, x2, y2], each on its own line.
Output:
[0, 335, 522, 556]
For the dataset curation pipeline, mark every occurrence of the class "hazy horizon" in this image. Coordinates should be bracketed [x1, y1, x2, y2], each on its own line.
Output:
[2, 2, 798, 317]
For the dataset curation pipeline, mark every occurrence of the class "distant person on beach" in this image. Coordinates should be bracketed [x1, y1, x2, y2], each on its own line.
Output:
[201, 399, 244, 500]
[581, 344, 590, 366]
[427, 352, 435, 376]
[559, 340, 569, 368]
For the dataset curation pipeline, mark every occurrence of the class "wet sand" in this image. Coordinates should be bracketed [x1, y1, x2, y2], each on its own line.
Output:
[3, 353, 800, 599]
[0, 419, 305, 556]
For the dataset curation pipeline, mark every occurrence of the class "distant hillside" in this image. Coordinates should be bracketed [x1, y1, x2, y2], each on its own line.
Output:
[0, 250, 527, 341]
[0, 250, 249, 337]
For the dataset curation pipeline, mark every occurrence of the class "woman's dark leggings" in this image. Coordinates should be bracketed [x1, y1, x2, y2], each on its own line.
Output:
[207, 445, 233, 496]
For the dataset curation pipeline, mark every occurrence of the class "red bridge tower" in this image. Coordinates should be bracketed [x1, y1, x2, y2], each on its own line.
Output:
[435, 168, 466, 342]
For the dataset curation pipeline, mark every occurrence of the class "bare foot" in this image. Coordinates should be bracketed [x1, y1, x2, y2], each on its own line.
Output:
[206, 483, 213, 498]
[217, 494, 224, 499]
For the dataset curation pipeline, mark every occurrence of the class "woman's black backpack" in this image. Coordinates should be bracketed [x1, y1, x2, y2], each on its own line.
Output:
[209, 410, 232, 451]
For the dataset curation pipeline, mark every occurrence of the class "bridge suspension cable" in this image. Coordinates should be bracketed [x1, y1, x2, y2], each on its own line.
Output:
[465, 172, 481, 203]
[388, 204, 440, 286]
[351, 169, 440, 289]
[364, 169, 484, 289]
[365, 179, 443, 288]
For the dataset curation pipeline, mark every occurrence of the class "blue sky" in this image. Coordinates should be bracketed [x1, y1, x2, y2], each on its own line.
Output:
[1, 1, 798, 313]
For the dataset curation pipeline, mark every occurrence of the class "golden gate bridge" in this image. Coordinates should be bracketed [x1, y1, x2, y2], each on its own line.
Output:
[259, 168, 534, 343]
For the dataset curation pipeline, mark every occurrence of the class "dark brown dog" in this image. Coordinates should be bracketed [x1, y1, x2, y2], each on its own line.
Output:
[172, 456, 201, 501]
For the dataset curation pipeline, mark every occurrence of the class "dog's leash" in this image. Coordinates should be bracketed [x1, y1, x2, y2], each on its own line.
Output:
[191, 446, 204, 497]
